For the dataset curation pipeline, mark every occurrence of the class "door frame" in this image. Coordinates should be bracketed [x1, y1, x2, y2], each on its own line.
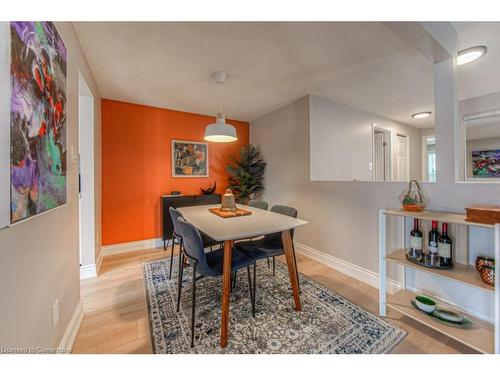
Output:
[78, 72, 97, 279]
[372, 124, 392, 181]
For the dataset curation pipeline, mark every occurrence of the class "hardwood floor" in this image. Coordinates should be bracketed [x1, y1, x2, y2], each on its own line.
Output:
[72, 247, 476, 354]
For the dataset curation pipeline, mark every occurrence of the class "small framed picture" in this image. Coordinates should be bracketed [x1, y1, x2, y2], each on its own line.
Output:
[171, 140, 209, 177]
[471, 149, 500, 178]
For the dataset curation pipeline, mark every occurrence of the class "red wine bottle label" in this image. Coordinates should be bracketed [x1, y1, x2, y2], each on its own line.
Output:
[410, 236, 422, 250]
[438, 242, 451, 258]
[429, 240, 438, 254]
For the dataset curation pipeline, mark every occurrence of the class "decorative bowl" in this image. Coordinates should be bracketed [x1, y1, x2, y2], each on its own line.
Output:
[475, 256, 495, 272]
[414, 295, 436, 313]
[433, 309, 464, 323]
[402, 204, 425, 212]
[479, 264, 495, 287]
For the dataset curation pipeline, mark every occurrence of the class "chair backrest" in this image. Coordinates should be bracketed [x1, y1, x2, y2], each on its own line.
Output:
[264, 205, 298, 245]
[271, 205, 298, 219]
[169, 207, 184, 237]
[248, 199, 269, 210]
[176, 217, 214, 276]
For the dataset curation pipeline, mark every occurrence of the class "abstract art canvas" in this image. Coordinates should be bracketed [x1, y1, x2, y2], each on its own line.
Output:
[172, 140, 209, 177]
[472, 149, 500, 178]
[10, 22, 67, 223]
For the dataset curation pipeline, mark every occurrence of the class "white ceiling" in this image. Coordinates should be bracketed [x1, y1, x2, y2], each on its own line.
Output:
[73, 22, 500, 129]
[453, 22, 500, 103]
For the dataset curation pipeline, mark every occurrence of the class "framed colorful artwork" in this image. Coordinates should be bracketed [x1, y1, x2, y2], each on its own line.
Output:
[10, 22, 67, 223]
[471, 149, 500, 178]
[171, 140, 209, 177]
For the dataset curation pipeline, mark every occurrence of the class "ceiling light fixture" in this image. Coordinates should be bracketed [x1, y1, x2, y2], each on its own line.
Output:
[457, 45, 487, 66]
[204, 71, 237, 143]
[412, 111, 432, 119]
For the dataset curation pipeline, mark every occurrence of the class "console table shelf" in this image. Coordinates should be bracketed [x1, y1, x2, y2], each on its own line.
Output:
[387, 290, 493, 354]
[379, 208, 500, 354]
[386, 249, 494, 292]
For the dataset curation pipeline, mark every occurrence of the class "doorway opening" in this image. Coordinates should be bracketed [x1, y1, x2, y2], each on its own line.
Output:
[422, 134, 437, 182]
[78, 72, 97, 279]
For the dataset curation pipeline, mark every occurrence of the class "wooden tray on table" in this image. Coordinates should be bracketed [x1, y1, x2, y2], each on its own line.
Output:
[209, 207, 252, 218]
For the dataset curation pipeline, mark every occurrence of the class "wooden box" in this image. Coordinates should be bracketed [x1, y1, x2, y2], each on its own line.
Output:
[465, 205, 500, 225]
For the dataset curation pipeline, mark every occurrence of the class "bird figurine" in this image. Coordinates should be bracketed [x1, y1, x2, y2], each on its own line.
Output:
[200, 180, 216, 195]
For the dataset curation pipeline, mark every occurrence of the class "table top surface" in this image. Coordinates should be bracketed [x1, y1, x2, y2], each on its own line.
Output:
[178, 204, 308, 241]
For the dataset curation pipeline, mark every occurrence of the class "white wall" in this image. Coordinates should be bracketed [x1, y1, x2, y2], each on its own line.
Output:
[0, 22, 101, 348]
[309, 95, 422, 181]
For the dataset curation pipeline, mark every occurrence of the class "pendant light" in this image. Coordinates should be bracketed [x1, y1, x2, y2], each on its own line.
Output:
[204, 71, 237, 142]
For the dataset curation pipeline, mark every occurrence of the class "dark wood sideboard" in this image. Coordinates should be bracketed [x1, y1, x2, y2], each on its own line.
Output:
[161, 193, 221, 249]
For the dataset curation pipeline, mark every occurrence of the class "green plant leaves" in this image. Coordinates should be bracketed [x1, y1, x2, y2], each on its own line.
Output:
[226, 144, 266, 203]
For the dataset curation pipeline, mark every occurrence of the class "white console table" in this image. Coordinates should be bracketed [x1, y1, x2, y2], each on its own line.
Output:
[379, 208, 500, 354]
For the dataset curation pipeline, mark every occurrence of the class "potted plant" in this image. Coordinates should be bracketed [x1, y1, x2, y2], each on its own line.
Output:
[226, 144, 266, 203]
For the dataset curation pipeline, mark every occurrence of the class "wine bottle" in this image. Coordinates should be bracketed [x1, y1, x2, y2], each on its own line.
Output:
[409, 218, 423, 262]
[438, 223, 453, 267]
[427, 220, 440, 267]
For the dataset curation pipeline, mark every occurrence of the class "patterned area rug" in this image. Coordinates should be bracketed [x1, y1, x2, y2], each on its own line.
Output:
[143, 256, 405, 354]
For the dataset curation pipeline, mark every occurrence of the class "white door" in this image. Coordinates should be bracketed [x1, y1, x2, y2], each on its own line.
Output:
[373, 131, 386, 181]
[394, 134, 409, 181]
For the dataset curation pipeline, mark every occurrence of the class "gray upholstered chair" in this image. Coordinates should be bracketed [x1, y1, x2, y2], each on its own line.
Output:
[176, 217, 256, 347]
[247, 199, 269, 210]
[168, 207, 221, 279]
[234, 205, 300, 306]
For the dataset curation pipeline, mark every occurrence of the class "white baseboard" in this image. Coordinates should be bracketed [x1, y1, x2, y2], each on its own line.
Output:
[101, 237, 164, 256]
[79, 264, 97, 279]
[80, 250, 104, 279]
[58, 300, 84, 353]
[294, 241, 401, 295]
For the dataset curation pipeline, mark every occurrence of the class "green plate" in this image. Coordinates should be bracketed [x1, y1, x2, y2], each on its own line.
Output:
[433, 309, 463, 323]
[410, 300, 473, 328]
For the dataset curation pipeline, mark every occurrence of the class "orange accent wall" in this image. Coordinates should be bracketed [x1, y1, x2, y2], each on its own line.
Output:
[101, 99, 249, 246]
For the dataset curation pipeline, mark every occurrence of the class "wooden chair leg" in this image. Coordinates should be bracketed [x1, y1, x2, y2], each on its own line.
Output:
[272, 257, 276, 276]
[190, 261, 197, 348]
[292, 243, 301, 294]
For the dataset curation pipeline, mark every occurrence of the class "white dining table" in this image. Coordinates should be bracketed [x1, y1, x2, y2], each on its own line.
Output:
[178, 204, 308, 347]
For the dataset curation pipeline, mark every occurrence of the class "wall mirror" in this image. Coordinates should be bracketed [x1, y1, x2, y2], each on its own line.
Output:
[307, 23, 436, 183]
[461, 109, 500, 181]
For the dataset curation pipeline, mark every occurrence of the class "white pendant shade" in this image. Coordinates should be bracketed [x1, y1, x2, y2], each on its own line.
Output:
[204, 114, 237, 142]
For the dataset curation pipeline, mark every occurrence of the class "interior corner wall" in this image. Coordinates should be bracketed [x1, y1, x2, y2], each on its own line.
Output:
[0, 22, 101, 348]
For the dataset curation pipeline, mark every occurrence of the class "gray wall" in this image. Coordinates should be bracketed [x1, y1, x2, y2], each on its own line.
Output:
[309, 95, 423, 182]
[0, 22, 101, 348]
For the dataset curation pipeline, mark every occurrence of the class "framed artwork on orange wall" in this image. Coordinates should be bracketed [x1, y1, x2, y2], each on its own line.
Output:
[171, 140, 209, 177]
